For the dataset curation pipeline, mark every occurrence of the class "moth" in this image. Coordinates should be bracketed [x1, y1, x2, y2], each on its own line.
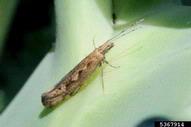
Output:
[41, 20, 143, 107]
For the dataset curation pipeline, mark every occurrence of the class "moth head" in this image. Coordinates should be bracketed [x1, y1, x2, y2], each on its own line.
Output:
[97, 42, 114, 54]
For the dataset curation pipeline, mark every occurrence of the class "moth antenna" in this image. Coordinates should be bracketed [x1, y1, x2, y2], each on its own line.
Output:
[107, 18, 144, 43]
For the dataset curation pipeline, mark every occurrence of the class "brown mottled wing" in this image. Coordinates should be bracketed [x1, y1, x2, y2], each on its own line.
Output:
[55, 50, 99, 87]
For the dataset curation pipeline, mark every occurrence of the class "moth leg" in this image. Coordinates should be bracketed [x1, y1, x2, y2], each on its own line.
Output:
[103, 59, 120, 68]
[92, 35, 97, 49]
[69, 87, 81, 96]
[100, 61, 105, 93]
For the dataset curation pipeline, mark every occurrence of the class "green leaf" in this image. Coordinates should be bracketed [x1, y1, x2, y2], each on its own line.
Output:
[1, 0, 191, 127]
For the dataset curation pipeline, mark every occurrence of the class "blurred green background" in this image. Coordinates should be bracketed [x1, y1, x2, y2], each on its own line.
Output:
[0, 0, 55, 113]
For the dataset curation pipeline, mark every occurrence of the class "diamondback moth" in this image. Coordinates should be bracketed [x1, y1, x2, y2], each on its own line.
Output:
[41, 19, 143, 107]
